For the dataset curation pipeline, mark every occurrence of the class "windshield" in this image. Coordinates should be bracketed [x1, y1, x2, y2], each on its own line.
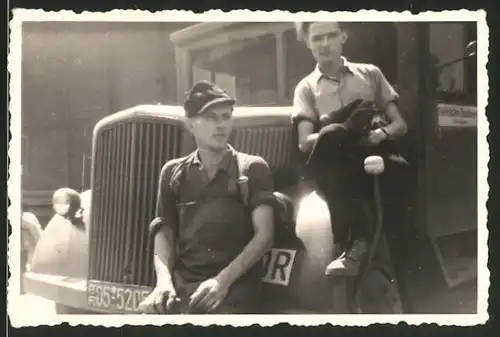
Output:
[191, 32, 281, 106]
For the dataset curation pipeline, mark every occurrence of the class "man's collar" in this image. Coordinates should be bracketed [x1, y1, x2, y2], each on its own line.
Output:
[191, 145, 236, 172]
[311, 56, 354, 84]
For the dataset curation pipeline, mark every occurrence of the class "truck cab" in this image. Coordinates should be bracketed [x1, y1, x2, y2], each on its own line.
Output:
[22, 21, 479, 315]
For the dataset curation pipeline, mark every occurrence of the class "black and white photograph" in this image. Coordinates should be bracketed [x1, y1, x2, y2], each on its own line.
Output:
[8, 9, 489, 326]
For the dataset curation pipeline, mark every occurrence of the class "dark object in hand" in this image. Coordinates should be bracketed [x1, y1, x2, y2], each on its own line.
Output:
[319, 99, 383, 134]
[319, 99, 408, 165]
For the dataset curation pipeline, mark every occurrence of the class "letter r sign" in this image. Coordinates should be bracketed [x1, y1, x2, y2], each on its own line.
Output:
[262, 248, 297, 286]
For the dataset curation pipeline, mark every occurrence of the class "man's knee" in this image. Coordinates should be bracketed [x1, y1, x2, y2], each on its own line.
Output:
[318, 123, 348, 139]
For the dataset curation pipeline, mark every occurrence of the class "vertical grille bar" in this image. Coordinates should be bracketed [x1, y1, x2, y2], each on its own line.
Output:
[129, 123, 145, 284]
[117, 123, 133, 280]
[136, 123, 150, 285]
[232, 125, 293, 172]
[107, 128, 120, 282]
[144, 123, 159, 286]
[122, 123, 137, 284]
[97, 130, 112, 280]
[89, 134, 105, 278]
[112, 124, 127, 282]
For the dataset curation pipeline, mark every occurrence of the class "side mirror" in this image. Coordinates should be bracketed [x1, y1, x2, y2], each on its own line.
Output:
[465, 40, 477, 58]
[435, 40, 477, 71]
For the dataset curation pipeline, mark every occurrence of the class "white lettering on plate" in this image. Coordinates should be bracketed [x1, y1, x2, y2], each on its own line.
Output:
[87, 281, 151, 313]
[261, 248, 297, 286]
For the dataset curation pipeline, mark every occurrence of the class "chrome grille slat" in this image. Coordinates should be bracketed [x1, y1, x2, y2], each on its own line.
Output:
[114, 124, 127, 281]
[234, 126, 293, 170]
[137, 123, 150, 286]
[89, 134, 105, 278]
[144, 123, 159, 286]
[99, 131, 112, 280]
[109, 128, 120, 282]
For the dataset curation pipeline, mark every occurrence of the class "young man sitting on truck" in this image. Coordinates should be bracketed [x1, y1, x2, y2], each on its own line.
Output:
[139, 80, 275, 314]
[292, 22, 408, 276]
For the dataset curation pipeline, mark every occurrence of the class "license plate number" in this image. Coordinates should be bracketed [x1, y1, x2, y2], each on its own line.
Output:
[87, 281, 152, 313]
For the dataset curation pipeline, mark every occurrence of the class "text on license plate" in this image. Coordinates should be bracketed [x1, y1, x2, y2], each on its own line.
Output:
[87, 281, 152, 313]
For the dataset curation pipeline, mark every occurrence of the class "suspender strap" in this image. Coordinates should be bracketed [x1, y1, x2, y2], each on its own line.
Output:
[235, 152, 251, 207]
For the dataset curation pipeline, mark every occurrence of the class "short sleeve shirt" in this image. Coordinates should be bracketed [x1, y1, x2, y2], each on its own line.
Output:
[154, 145, 274, 282]
[292, 57, 399, 123]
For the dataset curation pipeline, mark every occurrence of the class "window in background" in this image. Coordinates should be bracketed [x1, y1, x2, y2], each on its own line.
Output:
[430, 22, 477, 106]
[191, 33, 279, 106]
[283, 28, 316, 102]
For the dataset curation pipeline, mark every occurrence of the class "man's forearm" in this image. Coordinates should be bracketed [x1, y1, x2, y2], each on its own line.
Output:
[384, 119, 407, 138]
[154, 225, 177, 285]
[216, 230, 273, 286]
[299, 133, 319, 153]
[383, 104, 408, 139]
[215, 206, 274, 286]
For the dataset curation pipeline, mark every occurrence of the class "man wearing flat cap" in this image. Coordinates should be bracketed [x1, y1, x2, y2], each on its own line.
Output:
[139, 81, 275, 314]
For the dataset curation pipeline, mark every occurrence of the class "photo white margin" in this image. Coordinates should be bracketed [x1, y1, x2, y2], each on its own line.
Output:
[7, 8, 490, 328]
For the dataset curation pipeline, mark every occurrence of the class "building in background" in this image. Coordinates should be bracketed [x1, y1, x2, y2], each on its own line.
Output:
[21, 21, 191, 224]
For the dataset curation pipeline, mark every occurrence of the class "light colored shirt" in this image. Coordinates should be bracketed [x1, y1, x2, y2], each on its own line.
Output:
[293, 57, 399, 122]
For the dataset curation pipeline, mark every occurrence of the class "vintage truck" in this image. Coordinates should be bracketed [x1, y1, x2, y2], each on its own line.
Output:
[21, 21, 479, 314]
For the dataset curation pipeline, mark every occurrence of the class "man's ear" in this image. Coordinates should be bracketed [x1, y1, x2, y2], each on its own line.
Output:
[184, 118, 195, 134]
[305, 39, 312, 50]
[341, 31, 348, 45]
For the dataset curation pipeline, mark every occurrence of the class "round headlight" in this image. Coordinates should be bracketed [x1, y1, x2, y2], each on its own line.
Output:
[52, 188, 81, 218]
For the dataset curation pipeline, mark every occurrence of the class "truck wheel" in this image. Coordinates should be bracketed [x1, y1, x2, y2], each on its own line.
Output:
[355, 266, 404, 314]
[55, 303, 95, 314]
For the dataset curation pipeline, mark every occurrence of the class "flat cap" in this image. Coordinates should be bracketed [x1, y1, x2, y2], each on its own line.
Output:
[183, 80, 236, 118]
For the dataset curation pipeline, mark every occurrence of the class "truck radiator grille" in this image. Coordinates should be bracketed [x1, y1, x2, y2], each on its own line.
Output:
[88, 122, 181, 286]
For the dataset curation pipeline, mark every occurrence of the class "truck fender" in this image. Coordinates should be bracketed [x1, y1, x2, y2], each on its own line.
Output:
[261, 188, 336, 313]
[29, 190, 91, 279]
[21, 212, 43, 270]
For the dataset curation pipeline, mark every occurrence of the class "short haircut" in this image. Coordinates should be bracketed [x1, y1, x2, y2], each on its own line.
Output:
[294, 22, 346, 43]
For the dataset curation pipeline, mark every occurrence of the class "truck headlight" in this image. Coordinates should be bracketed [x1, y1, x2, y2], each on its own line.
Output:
[52, 188, 81, 219]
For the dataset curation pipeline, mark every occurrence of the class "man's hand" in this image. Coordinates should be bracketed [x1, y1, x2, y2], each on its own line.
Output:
[188, 278, 230, 313]
[366, 128, 388, 146]
[138, 280, 178, 314]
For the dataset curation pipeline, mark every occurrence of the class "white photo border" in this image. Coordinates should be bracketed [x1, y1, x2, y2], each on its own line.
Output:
[7, 8, 490, 328]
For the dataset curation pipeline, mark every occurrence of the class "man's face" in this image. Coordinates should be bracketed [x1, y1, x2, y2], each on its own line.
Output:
[187, 104, 234, 152]
[306, 22, 347, 64]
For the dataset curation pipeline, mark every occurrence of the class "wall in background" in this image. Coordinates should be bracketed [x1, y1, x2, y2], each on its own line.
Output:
[21, 22, 191, 223]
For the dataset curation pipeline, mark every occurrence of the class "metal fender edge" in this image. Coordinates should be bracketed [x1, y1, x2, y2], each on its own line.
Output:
[22, 272, 104, 313]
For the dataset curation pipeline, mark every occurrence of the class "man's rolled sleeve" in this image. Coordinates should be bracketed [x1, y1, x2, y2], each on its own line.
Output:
[154, 161, 178, 233]
[247, 157, 275, 211]
[292, 79, 318, 123]
[371, 65, 400, 109]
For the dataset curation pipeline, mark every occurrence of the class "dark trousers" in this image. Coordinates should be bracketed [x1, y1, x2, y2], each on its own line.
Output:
[305, 124, 374, 245]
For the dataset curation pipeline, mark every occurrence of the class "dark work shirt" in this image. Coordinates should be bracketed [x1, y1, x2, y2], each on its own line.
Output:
[154, 145, 274, 283]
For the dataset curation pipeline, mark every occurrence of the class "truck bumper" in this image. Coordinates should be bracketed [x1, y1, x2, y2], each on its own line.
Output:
[23, 271, 102, 313]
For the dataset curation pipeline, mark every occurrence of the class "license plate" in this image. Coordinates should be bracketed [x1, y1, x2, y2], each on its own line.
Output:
[87, 280, 152, 314]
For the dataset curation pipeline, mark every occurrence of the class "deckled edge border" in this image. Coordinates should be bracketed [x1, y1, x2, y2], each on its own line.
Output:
[7, 8, 491, 328]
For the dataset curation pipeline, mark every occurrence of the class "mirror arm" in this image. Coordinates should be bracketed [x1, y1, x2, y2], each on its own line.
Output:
[435, 53, 476, 71]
